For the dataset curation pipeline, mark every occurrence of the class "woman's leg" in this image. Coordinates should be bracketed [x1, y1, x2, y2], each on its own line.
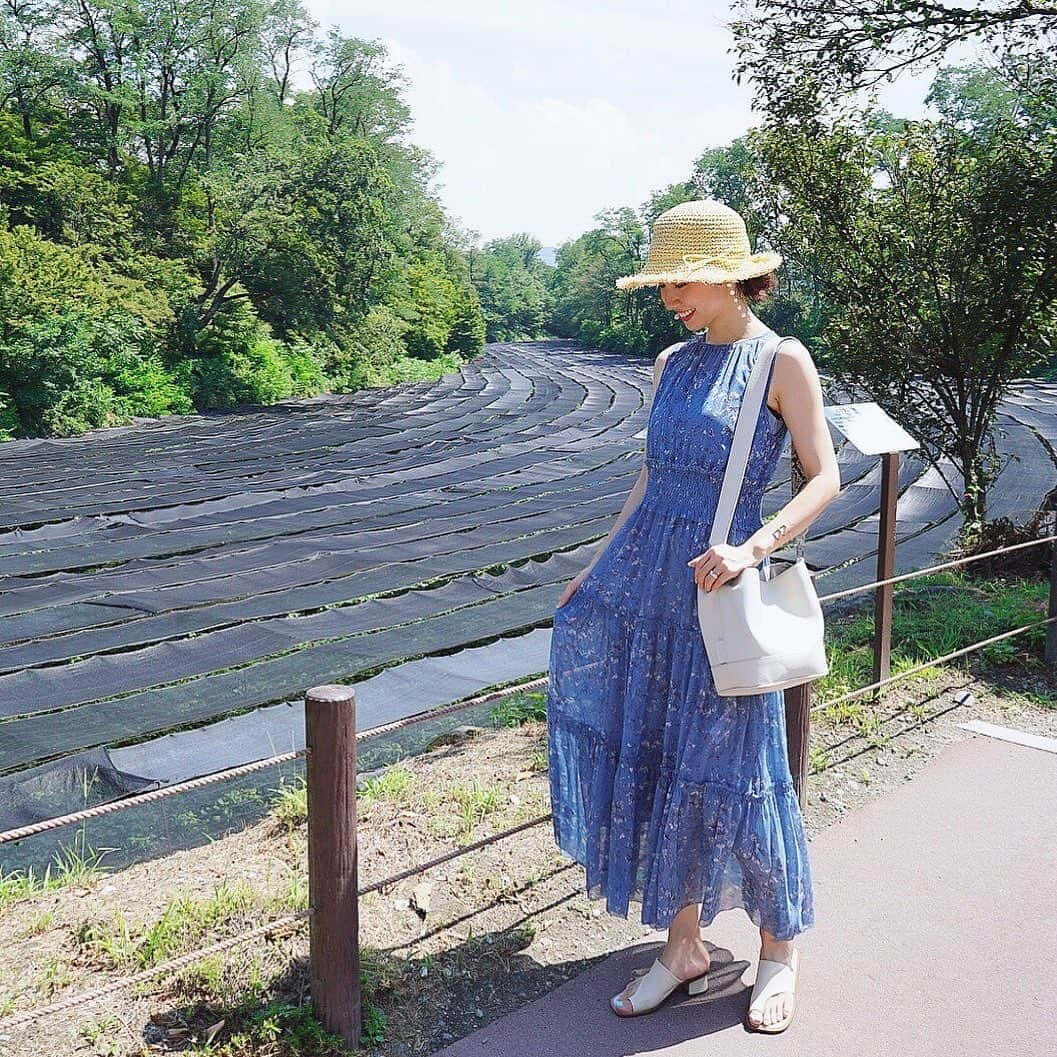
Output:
[748, 925, 796, 1029]
[611, 902, 712, 1011]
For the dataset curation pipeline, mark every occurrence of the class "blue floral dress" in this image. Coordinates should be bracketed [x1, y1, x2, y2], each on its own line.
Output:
[546, 329, 815, 940]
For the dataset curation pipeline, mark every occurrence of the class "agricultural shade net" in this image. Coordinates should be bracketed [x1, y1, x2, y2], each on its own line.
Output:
[2, 341, 1049, 838]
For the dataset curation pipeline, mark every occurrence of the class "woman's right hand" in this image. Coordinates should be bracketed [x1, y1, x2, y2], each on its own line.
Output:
[557, 566, 592, 608]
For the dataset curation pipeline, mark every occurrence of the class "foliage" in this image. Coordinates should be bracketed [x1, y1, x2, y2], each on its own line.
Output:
[728, 0, 1057, 120]
[0, 1, 486, 440]
[746, 59, 1057, 534]
[471, 234, 553, 341]
[549, 208, 653, 352]
[0, 306, 191, 436]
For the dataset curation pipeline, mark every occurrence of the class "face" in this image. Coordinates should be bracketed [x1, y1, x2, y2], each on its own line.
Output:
[658, 281, 735, 331]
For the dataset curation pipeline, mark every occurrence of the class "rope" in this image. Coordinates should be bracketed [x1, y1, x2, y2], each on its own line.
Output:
[4, 538, 1054, 1028]
[6, 523, 1055, 844]
[0, 676, 550, 844]
[810, 614, 1057, 712]
[358, 814, 552, 896]
[0, 912, 308, 1032]
[816, 532, 1057, 603]
[0, 813, 555, 1030]
[0, 750, 305, 845]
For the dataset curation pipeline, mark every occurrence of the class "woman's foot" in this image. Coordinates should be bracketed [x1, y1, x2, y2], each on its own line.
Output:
[747, 937, 797, 1030]
[612, 936, 711, 1013]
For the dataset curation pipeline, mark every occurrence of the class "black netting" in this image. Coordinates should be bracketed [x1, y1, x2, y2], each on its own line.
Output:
[0, 746, 159, 832]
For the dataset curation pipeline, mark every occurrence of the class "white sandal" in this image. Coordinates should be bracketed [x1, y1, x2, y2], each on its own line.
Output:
[610, 956, 709, 1017]
[746, 948, 800, 1033]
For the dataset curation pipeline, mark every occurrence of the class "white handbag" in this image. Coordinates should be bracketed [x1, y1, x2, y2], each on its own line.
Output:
[696, 334, 829, 696]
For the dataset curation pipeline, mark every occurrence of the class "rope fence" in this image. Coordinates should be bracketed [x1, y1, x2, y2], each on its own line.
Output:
[0, 676, 550, 845]
[0, 812, 556, 1032]
[4, 513, 1056, 1044]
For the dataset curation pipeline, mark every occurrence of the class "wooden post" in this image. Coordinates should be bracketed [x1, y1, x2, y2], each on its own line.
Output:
[873, 452, 899, 693]
[783, 451, 812, 809]
[305, 684, 360, 1048]
[1046, 513, 1057, 668]
[784, 683, 812, 812]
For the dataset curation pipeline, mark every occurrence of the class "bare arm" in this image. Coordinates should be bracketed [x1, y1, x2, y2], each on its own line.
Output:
[744, 338, 841, 563]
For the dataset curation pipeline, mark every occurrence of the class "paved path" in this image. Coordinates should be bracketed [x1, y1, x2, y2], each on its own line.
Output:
[432, 731, 1056, 1055]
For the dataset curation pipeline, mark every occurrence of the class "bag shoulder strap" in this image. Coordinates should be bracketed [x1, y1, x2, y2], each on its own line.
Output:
[709, 333, 797, 548]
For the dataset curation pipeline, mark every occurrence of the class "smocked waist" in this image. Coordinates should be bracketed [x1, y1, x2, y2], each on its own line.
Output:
[642, 460, 768, 522]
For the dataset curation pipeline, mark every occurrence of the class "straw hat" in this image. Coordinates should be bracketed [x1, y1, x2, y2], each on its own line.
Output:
[615, 199, 782, 291]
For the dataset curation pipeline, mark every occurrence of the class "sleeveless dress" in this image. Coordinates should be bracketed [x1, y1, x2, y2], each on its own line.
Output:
[546, 328, 815, 941]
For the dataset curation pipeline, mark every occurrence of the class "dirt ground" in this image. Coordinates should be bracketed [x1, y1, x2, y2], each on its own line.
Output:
[1, 656, 1055, 1057]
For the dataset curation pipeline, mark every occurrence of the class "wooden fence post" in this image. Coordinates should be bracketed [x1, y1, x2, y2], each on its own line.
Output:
[305, 684, 361, 1048]
[1046, 513, 1057, 668]
[784, 451, 812, 810]
[873, 451, 899, 692]
[784, 683, 812, 812]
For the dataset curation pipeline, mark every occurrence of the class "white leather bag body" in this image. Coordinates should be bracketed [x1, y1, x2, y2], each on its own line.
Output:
[696, 334, 829, 696]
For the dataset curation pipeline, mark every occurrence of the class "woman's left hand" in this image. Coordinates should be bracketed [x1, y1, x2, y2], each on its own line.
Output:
[687, 542, 760, 591]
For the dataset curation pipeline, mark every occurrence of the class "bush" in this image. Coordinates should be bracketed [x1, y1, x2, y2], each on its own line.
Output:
[179, 297, 309, 410]
[956, 507, 1056, 581]
[280, 339, 329, 398]
[328, 305, 408, 390]
[0, 309, 191, 437]
[446, 285, 487, 357]
[0, 388, 17, 441]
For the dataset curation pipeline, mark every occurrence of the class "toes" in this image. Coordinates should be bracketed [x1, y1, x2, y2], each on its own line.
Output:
[612, 978, 640, 1012]
[750, 993, 792, 1028]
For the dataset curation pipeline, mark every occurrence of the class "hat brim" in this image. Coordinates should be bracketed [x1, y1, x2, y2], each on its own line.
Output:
[615, 252, 782, 291]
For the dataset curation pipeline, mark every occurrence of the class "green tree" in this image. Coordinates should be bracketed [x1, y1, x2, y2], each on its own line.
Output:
[748, 62, 1057, 535]
[473, 233, 553, 341]
[729, 0, 1057, 120]
[0, 3, 486, 439]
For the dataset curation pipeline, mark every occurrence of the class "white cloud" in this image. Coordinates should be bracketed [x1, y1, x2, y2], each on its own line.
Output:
[381, 38, 749, 245]
[304, 2, 982, 247]
[309, 1, 733, 62]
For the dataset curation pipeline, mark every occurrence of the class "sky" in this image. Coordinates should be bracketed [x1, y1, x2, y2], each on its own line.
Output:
[304, 1, 986, 247]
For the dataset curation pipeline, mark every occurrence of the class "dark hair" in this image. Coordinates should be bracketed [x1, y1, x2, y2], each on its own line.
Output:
[737, 271, 778, 303]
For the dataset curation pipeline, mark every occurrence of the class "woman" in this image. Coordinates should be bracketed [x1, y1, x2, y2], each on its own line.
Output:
[546, 199, 840, 1034]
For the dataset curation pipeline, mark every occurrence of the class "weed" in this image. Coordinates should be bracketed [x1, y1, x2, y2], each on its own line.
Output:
[26, 908, 56, 936]
[358, 765, 415, 808]
[37, 956, 74, 996]
[79, 1012, 122, 1056]
[247, 999, 350, 1050]
[0, 831, 110, 910]
[515, 920, 537, 944]
[451, 776, 504, 840]
[77, 879, 260, 971]
[489, 691, 547, 727]
[360, 1003, 389, 1045]
[270, 775, 308, 831]
[809, 746, 831, 773]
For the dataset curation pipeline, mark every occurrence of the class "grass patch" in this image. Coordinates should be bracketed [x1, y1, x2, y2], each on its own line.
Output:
[270, 775, 309, 831]
[488, 690, 547, 727]
[169, 950, 396, 1053]
[815, 570, 1049, 723]
[358, 764, 415, 808]
[451, 776, 505, 842]
[0, 830, 111, 910]
[268, 764, 416, 833]
[76, 879, 262, 971]
[79, 1012, 123, 1056]
[182, 1000, 354, 1055]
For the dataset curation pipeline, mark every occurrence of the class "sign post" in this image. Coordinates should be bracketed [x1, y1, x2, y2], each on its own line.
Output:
[823, 403, 920, 691]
